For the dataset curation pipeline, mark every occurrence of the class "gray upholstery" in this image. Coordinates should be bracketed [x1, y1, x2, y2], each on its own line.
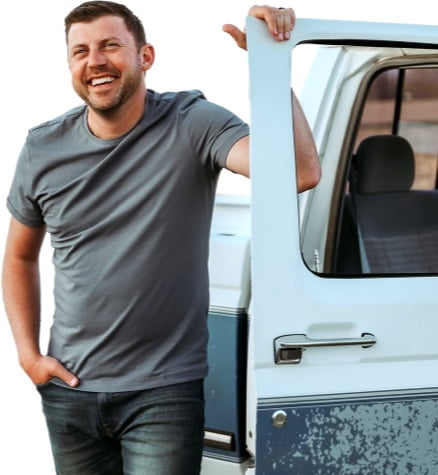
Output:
[356, 135, 415, 194]
[352, 135, 438, 273]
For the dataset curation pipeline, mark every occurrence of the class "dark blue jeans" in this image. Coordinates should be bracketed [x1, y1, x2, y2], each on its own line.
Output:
[37, 380, 205, 475]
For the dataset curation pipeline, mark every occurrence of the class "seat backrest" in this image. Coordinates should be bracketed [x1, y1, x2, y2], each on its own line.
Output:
[356, 134, 415, 194]
[348, 135, 438, 273]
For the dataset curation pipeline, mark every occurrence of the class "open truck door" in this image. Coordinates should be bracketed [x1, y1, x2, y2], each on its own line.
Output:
[246, 16, 438, 474]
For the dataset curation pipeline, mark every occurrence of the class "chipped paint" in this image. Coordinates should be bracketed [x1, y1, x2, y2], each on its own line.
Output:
[257, 393, 438, 474]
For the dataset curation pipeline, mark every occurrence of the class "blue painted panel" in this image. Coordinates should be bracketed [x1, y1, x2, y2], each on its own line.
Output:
[256, 391, 438, 474]
[204, 311, 248, 461]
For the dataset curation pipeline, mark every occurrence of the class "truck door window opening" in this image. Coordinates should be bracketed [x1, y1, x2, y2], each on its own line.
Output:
[295, 44, 438, 276]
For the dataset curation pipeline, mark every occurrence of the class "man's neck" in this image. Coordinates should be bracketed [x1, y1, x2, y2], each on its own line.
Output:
[87, 90, 147, 140]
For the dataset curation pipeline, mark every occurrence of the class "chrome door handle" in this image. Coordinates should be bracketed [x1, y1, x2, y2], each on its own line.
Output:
[274, 333, 376, 364]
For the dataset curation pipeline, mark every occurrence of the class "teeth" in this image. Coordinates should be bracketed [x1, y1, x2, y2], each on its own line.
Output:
[91, 77, 115, 86]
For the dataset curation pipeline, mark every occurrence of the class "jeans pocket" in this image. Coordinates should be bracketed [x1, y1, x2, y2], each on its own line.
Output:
[36, 381, 53, 393]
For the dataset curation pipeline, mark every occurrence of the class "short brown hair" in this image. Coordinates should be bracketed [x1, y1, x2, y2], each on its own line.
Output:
[65, 1, 147, 50]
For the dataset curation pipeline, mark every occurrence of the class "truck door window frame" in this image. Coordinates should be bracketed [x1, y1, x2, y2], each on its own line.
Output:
[295, 43, 438, 276]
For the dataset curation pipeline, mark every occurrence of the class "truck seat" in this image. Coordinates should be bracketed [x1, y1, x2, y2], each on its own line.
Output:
[337, 135, 438, 274]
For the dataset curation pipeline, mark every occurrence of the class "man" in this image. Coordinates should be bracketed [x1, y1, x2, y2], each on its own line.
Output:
[2, 2, 320, 474]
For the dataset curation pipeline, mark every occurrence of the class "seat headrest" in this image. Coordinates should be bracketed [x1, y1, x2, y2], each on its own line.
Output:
[355, 135, 415, 194]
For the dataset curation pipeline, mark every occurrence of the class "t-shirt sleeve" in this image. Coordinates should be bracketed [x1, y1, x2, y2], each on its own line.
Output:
[7, 142, 45, 228]
[180, 93, 250, 172]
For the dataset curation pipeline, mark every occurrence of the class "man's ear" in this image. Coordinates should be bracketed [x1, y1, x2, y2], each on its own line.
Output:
[141, 43, 155, 72]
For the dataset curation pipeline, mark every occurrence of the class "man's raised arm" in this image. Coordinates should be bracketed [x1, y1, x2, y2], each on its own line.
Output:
[223, 5, 321, 192]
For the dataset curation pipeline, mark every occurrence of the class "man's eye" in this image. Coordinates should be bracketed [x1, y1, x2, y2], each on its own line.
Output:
[73, 49, 87, 56]
[104, 42, 120, 49]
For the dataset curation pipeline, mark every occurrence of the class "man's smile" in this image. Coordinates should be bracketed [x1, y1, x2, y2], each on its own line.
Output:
[88, 76, 117, 87]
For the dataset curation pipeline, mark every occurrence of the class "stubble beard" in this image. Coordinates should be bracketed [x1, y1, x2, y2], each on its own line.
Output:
[77, 64, 144, 117]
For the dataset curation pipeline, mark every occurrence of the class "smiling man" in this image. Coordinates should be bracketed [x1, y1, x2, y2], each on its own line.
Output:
[2, 2, 319, 474]
[67, 13, 154, 137]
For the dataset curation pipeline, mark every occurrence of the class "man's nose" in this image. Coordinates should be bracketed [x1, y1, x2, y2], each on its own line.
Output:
[88, 47, 107, 67]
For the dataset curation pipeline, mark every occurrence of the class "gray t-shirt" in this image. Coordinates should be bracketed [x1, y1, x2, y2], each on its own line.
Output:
[7, 89, 249, 392]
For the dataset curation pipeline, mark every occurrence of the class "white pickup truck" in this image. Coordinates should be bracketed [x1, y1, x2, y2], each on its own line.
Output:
[202, 17, 438, 474]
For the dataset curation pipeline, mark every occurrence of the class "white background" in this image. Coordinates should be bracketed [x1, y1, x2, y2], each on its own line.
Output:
[1, 1, 438, 473]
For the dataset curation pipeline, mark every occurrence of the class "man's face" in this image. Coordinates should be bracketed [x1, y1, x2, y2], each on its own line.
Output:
[67, 15, 151, 114]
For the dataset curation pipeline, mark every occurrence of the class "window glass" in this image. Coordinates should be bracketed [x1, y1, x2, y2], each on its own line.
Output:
[400, 69, 438, 189]
[356, 68, 438, 190]
[335, 66, 438, 275]
[356, 69, 396, 144]
[296, 43, 438, 276]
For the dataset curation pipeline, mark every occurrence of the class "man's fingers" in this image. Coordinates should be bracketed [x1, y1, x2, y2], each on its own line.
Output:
[276, 8, 295, 40]
[248, 6, 296, 41]
[52, 363, 79, 388]
[223, 7, 296, 50]
[28, 355, 79, 387]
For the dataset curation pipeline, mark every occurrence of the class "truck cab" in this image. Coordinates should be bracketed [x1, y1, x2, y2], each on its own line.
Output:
[202, 17, 438, 474]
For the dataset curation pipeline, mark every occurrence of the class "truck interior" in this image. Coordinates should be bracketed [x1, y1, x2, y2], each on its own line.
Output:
[296, 45, 438, 277]
[334, 65, 438, 275]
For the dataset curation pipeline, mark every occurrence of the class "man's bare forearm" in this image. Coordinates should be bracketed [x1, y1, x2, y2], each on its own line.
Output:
[292, 91, 321, 192]
[2, 218, 78, 387]
[2, 253, 42, 370]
